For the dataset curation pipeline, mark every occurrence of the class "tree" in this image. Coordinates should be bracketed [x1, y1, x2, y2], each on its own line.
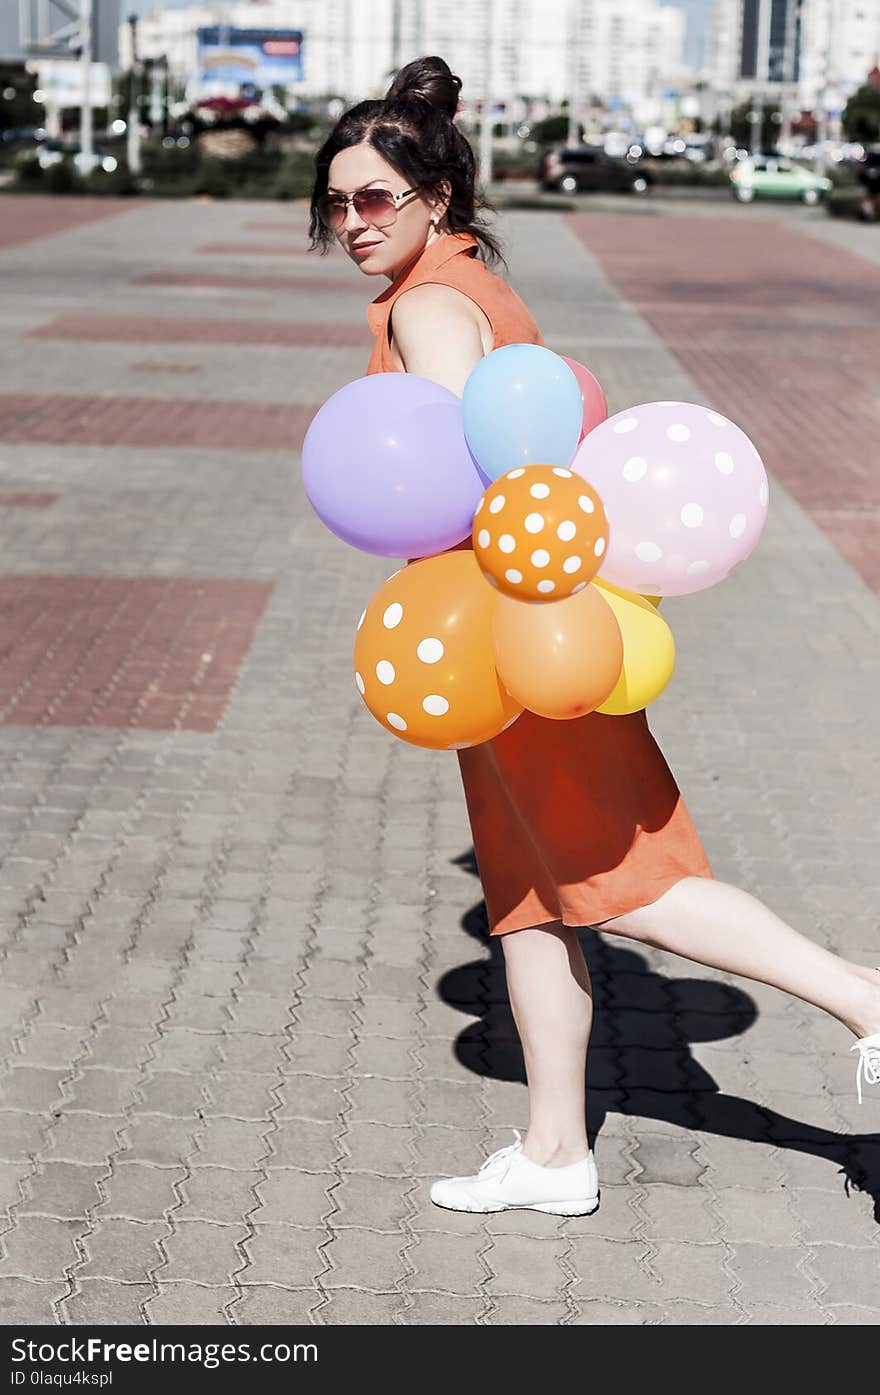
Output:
[842, 83, 880, 144]
[0, 62, 37, 132]
[728, 100, 781, 152]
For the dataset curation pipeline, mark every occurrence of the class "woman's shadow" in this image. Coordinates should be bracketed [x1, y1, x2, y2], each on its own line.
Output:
[441, 849, 880, 1222]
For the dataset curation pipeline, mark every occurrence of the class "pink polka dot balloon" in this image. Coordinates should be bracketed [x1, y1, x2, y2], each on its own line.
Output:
[572, 402, 769, 597]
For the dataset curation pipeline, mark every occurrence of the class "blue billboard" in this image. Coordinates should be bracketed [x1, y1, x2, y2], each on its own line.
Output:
[197, 28, 304, 86]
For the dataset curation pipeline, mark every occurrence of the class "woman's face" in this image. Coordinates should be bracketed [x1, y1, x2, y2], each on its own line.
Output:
[325, 143, 447, 280]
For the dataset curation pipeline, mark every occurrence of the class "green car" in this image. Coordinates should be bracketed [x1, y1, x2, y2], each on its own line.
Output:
[729, 156, 831, 205]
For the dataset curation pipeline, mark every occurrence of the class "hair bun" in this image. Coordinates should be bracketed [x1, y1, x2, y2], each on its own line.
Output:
[385, 56, 462, 119]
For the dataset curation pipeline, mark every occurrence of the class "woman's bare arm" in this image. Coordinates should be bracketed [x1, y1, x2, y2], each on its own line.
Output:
[389, 282, 487, 397]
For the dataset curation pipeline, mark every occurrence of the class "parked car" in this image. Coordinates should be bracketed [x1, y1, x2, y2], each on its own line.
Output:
[34, 140, 118, 174]
[856, 146, 880, 221]
[538, 145, 653, 196]
[729, 156, 831, 205]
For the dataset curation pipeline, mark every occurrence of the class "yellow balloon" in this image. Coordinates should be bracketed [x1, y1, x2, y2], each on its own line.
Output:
[592, 581, 676, 715]
[594, 576, 661, 608]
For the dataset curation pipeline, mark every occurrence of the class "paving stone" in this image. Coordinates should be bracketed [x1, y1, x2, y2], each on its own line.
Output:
[226, 995, 294, 1034]
[192, 1118, 268, 1170]
[807, 1245, 880, 1306]
[824, 1304, 880, 1325]
[0, 1215, 89, 1280]
[319, 1226, 406, 1291]
[282, 1034, 353, 1075]
[135, 1071, 210, 1117]
[725, 1242, 821, 1306]
[19, 1161, 105, 1218]
[38, 1114, 124, 1169]
[14, 1023, 84, 1069]
[631, 1134, 707, 1187]
[0, 1276, 68, 1322]
[696, 1135, 785, 1188]
[95, 1162, 184, 1220]
[346, 1076, 417, 1126]
[789, 1187, 879, 1246]
[61, 1279, 154, 1324]
[149, 1030, 223, 1073]
[394, 1289, 482, 1323]
[634, 1184, 717, 1243]
[121, 1117, 199, 1166]
[0, 1068, 66, 1111]
[483, 1232, 568, 1300]
[238, 1225, 328, 1288]
[352, 1035, 418, 1078]
[741, 1303, 832, 1325]
[567, 1237, 663, 1303]
[147, 1283, 238, 1324]
[248, 1168, 335, 1228]
[157, 1219, 249, 1285]
[0, 1159, 30, 1212]
[76, 1219, 168, 1282]
[0, 1113, 51, 1161]
[570, 1298, 649, 1324]
[176, 1167, 263, 1223]
[487, 1294, 568, 1323]
[713, 1185, 807, 1245]
[64, 1069, 140, 1114]
[230, 1284, 320, 1323]
[275, 1073, 346, 1121]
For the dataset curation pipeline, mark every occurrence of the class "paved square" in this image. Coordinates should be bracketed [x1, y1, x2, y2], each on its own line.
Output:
[0, 192, 877, 1326]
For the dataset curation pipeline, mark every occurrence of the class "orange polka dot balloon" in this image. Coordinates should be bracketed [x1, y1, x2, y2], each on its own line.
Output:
[353, 549, 523, 751]
[472, 464, 609, 602]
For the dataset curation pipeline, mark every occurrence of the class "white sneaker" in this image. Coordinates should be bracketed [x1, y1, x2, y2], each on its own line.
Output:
[429, 1128, 600, 1216]
[851, 1032, 880, 1104]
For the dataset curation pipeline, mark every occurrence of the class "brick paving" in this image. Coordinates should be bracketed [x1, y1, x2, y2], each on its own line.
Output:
[0, 395, 316, 450]
[0, 196, 140, 253]
[567, 212, 880, 590]
[0, 194, 877, 1327]
[30, 315, 368, 348]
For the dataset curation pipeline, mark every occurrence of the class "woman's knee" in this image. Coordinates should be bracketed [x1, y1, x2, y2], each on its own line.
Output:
[596, 902, 667, 946]
[498, 918, 567, 959]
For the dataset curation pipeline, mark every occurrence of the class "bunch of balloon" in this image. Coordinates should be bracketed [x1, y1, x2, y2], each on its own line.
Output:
[301, 343, 769, 751]
[462, 345, 678, 726]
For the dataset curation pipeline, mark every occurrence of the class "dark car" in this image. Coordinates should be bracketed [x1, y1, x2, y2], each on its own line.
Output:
[538, 145, 653, 195]
[857, 146, 880, 220]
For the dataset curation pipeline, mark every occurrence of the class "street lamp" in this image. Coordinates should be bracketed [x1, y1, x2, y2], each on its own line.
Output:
[79, 0, 94, 170]
[479, 0, 494, 189]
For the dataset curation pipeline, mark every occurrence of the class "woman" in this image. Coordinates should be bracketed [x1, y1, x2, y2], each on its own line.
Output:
[309, 57, 880, 1217]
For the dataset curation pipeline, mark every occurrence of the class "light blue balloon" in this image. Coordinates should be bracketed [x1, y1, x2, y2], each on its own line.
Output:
[462, 344, 584, 482]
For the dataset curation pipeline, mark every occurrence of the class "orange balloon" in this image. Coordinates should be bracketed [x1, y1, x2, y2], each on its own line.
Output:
[354, 550, 522, 750]
[492, 585, 624, 720]
[473, 464, 609, 602]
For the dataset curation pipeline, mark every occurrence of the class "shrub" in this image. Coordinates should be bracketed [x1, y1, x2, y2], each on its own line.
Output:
[43, 159, 83, 195]
[85, 163, 139, 196]
[272, 146, 317, 199]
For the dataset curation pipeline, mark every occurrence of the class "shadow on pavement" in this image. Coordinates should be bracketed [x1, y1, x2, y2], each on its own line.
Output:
[438, 847, 880, 1224]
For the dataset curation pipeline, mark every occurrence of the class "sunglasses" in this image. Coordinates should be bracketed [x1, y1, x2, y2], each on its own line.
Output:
[317, 185, 421, 231]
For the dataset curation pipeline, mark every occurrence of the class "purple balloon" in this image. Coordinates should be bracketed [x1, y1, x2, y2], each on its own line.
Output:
[302, 373, 485, 557]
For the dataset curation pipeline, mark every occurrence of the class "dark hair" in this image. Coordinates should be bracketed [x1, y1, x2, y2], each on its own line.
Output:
[308, 56, 505, 268]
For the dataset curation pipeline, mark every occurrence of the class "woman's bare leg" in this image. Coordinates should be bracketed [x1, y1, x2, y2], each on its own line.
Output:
[499, 920, 593, 1167]
[600, 877, 880, 1039]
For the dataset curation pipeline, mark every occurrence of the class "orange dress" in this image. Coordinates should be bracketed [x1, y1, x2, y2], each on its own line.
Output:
[366, 231, 713, 936]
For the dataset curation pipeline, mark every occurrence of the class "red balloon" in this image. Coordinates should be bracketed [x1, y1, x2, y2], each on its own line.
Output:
[561, 356, 609, 442]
